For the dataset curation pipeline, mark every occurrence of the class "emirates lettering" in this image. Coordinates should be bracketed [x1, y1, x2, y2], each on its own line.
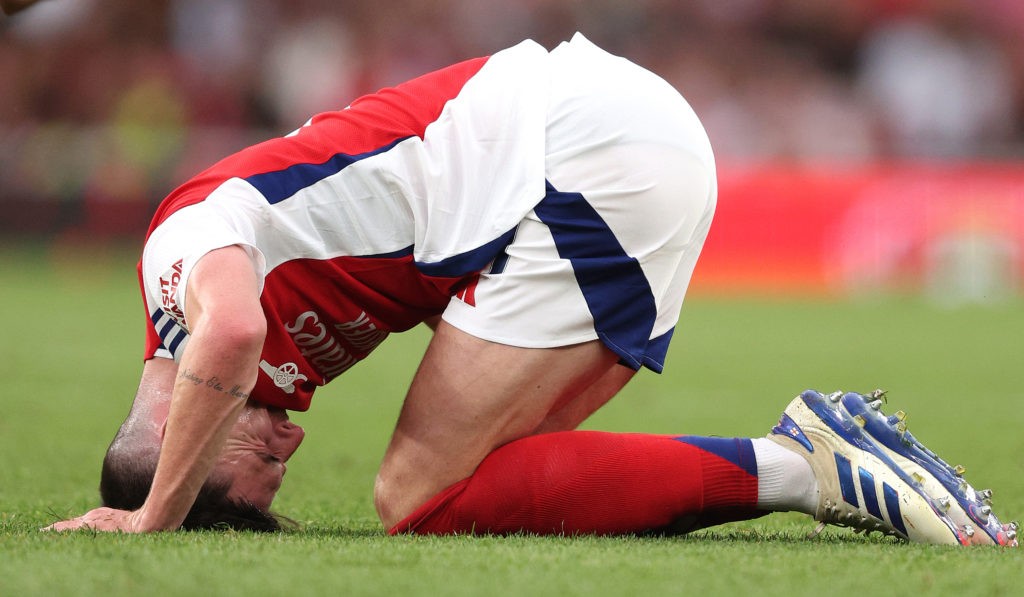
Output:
[283, 310, 388, 380]
[335, 311, 388, 351]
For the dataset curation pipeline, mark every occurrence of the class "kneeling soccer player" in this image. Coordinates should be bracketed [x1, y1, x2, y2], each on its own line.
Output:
[47, 34, 1017, 546]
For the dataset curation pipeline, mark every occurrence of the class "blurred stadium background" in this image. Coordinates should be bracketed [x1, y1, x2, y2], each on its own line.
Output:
[1, 0, 1023, 301]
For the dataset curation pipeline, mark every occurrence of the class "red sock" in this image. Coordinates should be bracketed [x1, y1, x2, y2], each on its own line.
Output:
[389, 431, 760, 535]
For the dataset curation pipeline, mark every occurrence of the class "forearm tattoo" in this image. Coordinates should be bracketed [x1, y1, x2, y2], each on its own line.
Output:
[177, 367, 251, 399]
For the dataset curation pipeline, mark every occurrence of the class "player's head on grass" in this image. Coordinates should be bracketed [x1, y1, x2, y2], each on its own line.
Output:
[100, 445, 281, 531]
[98, 396, 305, 531]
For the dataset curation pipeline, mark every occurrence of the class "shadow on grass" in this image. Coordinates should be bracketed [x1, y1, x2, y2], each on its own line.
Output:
[679, 527, 901, 546]
[7, 511, 901, 548]
[277, 520, 901, 548]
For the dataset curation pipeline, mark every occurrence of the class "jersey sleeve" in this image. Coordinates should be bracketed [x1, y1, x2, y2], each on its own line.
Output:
[139, 196, 267, 362]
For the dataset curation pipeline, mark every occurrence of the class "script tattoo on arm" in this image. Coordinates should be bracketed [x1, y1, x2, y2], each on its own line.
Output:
[177, 367, 251, 400]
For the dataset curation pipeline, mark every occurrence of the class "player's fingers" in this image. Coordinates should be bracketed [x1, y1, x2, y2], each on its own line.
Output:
[41, 507, 131, 532]
[41, 517, 90, 532]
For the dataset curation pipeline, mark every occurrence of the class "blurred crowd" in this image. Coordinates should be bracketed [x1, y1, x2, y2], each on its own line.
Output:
[2, 0, 1024, 236]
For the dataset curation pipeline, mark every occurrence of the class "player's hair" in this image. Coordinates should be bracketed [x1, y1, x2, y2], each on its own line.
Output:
[99, 445, 285, 532]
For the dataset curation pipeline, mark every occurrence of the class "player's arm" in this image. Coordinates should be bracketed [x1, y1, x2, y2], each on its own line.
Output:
[133, 245, 266, 531]
[48, 246, 266, 532]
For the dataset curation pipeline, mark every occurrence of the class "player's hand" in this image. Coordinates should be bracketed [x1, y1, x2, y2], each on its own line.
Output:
[42, 507, 146, 533]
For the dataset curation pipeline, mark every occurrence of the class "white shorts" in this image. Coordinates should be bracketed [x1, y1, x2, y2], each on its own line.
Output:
[441, 34, 717, 372]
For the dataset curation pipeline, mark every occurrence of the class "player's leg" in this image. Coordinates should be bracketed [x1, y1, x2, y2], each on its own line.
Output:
[531, 363, 635, 435]
[379, 36, 1019, 544]
[373, 321, 623, 529]
[373, 146, 821, 535]
[385, 386, 1021, 545]
[375, 322, 806, 536]
[376, 35, 757, 534]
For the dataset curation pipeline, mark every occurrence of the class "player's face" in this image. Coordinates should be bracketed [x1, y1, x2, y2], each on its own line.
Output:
[216, 402, 305, 510]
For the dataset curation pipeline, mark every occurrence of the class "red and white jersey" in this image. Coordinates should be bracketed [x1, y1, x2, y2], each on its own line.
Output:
[141, 40, 550, 411]
[139, 34, 718, 412]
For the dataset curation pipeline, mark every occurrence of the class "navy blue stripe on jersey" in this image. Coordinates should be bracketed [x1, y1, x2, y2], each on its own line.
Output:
[245, 136, 413, 205]
[158, 316, 178, 339]
[365, 245, 414, 259]
[151, 310, 189, 360]
[415, 227, 518, 278]
[643, 328, 674, 373]
[487, 236, 515, 275]
[534, 181, 658, 371]
[166, 326, 188, 356]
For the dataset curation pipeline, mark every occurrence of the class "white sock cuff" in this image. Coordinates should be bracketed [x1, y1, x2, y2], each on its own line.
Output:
[751, 437, 818, 514]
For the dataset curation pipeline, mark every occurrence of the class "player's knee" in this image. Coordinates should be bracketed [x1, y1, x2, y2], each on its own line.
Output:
[373, 473, 410, 530]
[372, 475, 389, 523]
[374, 459, 454, 530]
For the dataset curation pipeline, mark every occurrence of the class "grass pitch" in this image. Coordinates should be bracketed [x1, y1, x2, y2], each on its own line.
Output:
[1, 243, 1021, 596]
